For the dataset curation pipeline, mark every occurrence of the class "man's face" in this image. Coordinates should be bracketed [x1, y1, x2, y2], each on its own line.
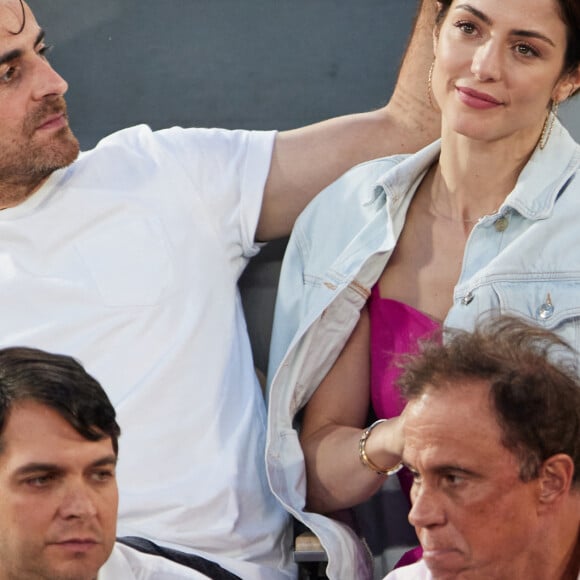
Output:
[0, 0, 79, 205]
[0, 400, 118, 580]
[403, 380, 543, 580]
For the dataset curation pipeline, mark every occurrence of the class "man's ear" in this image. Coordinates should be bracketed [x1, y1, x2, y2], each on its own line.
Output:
[537, 454, 574, 508]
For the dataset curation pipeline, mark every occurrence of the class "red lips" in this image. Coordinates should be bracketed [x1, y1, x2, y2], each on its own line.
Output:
[456, 86, 503, 109]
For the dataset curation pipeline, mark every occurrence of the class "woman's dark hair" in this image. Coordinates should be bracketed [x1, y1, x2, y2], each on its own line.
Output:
[0, 347, 121, 455]
[435, 0, 580, 75]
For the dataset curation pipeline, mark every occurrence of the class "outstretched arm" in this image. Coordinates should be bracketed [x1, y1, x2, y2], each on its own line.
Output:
[300, 308, 405, 514]
[257, 0, 439, 241]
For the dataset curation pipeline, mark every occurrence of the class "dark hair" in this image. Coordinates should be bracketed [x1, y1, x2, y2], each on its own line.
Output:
[0, 347, 120, 455]
[435, 0, 580, 75]
[397, 315, 580, 486]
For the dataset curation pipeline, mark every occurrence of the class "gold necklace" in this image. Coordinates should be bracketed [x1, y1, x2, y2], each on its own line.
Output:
[428, 199, 501, 223]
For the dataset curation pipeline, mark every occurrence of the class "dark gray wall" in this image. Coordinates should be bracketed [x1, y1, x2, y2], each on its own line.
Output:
[30, 1, 579, 148]
[30, 0, 417, 150]
[561, 100, 580, 138]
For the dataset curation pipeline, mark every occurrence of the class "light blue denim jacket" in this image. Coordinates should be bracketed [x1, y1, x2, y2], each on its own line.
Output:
[266, 120, 580, 580]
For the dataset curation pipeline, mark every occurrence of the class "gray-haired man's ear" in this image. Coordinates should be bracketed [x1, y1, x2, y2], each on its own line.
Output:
[537, 454, 575, 509]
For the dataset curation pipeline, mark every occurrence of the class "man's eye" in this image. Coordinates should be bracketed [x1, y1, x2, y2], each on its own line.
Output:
[410, 470, 422, 484]
[38, 44, 53, 59]
[26, 474, 55, 487]
[0, 66, 17, 83]
[444, 473, 464, 486]
[92, 470, 115, 482]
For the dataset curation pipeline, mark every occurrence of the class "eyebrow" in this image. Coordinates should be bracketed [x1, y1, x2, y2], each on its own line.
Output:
[0, 28, 46, 68]
[454, 4, 556, 47]
[13, 454, 118, 477]
[434, 465, 480, 478]
[403, 461, 480, 478]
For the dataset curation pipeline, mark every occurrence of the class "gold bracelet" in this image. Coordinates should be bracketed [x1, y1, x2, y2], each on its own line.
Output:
[358, 418, 403, 476]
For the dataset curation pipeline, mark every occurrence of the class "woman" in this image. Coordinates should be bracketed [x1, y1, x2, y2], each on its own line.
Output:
[266, 0, 580, 578]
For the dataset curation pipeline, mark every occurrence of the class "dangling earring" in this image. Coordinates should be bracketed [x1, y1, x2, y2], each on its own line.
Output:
[427, 60, 436, 110]
[539, 100, 559, 150]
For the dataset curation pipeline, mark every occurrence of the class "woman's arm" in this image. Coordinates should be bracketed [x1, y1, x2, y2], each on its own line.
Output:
[300, 307, 405, 514]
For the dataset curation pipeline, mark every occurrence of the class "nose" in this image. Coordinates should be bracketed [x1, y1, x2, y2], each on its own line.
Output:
[59, 484, 98, 520]
[31, 57, 68, 101]
[471, 39, 502, 82]
[408, 484, 446, 529]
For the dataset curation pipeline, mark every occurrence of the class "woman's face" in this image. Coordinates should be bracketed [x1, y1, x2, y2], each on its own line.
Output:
[432, 0, 579, 145]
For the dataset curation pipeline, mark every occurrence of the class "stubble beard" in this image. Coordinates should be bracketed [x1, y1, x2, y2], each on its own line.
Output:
[0, 96, 80, 208]
[24, 125, 80, 177]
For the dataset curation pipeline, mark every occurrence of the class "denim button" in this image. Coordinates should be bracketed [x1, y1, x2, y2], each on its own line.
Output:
[538, 302, 554, 319]
[538, 294, 554, 320]
[494, 216, 509, 232]
[461, 291, 474, 305]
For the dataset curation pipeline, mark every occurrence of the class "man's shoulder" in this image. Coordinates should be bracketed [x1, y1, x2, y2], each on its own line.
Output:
[99, 543, 212, 580]
[88, 124, 273, 151]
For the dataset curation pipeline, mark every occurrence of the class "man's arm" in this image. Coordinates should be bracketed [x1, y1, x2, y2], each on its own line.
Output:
[257, 0, 439, 241]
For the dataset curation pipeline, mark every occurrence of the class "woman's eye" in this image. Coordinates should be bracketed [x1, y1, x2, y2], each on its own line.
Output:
[455, 21, 477, 35]
[514, 43, 539, 58]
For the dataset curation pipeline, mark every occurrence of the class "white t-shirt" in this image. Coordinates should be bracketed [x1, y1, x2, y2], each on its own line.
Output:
[383, 559, 580, 579]
[0, 125, 291, 580]
[99, 543, 211, 579]
[383, 560, 431, 579]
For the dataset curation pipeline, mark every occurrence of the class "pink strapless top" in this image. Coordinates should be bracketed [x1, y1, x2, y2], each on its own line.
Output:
[368, 284, 440, 502]
[369, 284, 440, 419]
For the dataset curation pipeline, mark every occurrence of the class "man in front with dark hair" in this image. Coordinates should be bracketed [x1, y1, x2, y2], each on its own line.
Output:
[0, 347, 223, 579]
[385, 316, 580, 580]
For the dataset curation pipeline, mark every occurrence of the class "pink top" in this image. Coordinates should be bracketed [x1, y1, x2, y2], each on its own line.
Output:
[368, 284, 439, 499]
[369, 285, 439, 419]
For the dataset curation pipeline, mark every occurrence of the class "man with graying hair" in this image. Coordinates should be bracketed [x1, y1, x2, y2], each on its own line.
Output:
[0, 346, 224, 580]
[385, 316, 580, 580]
[0, 0, 439, 577]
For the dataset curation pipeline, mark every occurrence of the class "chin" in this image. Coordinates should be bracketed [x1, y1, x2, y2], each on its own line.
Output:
[48, 553, 108, 580]
[423, 549, 471, 580]
[445, 110, 502, 141]
[34, 131, 80, 173]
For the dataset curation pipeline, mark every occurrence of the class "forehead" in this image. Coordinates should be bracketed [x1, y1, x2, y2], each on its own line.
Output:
[403, 381, 518, 471]
[0, 401, 114, 470]
[448, 0, 567, 31]
[0, 1, 40, 45]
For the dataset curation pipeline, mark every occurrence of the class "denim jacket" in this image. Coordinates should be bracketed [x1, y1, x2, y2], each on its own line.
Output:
[266, 120, 580, 580]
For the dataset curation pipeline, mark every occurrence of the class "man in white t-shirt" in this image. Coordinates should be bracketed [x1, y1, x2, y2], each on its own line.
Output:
[384, 317, 580, 580]
[0, 346, 216, 580]
[0, 0, 439, 577]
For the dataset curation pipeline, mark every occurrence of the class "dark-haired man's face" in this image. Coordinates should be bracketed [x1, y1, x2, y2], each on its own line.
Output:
[0, 0, 79, 208]
[0, 400, 117, 580]
[403, 381, 544, 580]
